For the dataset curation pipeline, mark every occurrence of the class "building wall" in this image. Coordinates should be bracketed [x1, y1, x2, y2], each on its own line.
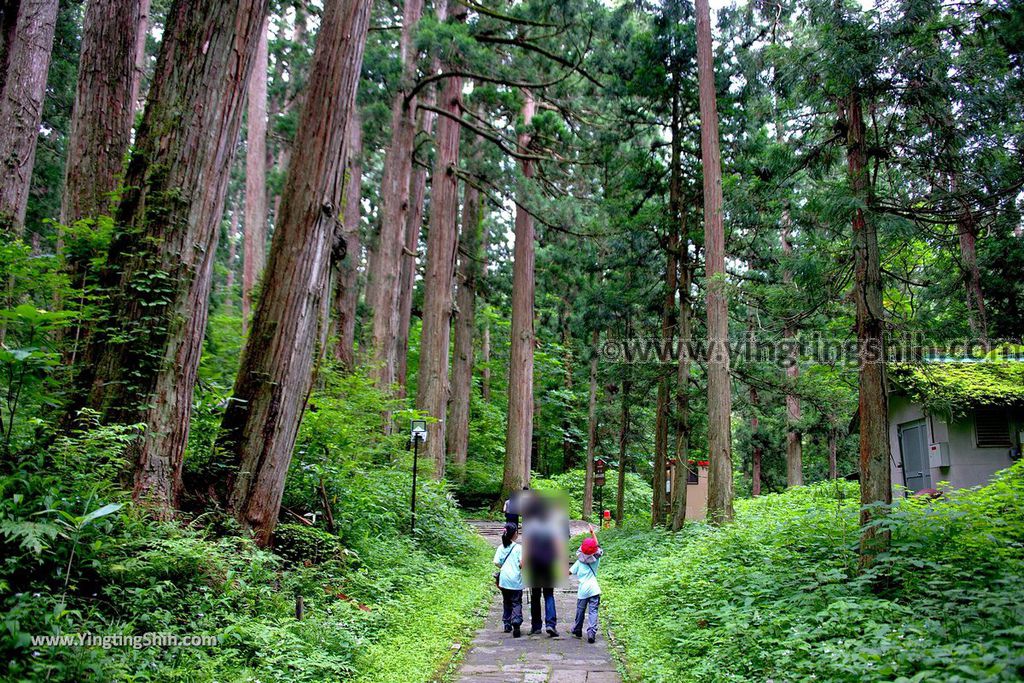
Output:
[889, 394, 1022, 494]
[685, 466, 708, 521]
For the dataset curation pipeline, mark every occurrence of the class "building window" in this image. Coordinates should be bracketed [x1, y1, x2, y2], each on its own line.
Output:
[687, 466, 698, 485]
[975, 407, 1011, 448]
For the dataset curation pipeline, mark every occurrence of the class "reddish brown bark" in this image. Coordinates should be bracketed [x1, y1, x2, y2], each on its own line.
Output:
[481, 316, 491, 400]
[501, 91, 537, 498]
[366, 0, 425, 392]
[828, 429, 838, 480]
[220, 0, 372, 546]
[243, 20, 269, 334]
[225, 202, 240, 301]
[847, 88, 891, 564]
[395, 106, 434, 394]
[0, 0, 58, 233]
[781, 211, 803, 487]
[615, 372, 631, 528]
[670, 242, 692, 531]
[696, 0, 733, 524]
[332, 110, 363, 370]
[447, 167, 483, 471]
[750, 386, 762, 497]
[61, 0, 149, 226]
[582, 329, 599, 521]
[958, 212, 988, 345]
[71, 0, 270, 516]
[415, 4, 466, 478]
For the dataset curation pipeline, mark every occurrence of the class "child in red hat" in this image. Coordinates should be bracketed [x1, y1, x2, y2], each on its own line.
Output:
[570, 524, 603, 643]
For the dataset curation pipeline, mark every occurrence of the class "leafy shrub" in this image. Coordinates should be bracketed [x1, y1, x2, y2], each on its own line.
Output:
[2, 392, 493, 683]
[268, 522, 347, 566]
[599, 469, 1024, 682]
[532, 468, 653, 521]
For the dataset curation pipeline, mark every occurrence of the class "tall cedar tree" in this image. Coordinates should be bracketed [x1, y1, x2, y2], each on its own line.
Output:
[416, 2, 468, 478]
[396, 109, 434, 394]
[447, 162, 483, 471]
[366, 0, 424, 394]
[500, 91, 537, 497]
[848, 85, 891, 564]
[219, 0, 372, 546]
[0, 0, 59, 233]
[243, 19, 270, 333]
[61, 0, 149, 227]
[695, 0, 733, 523]
[332, 109, 362, 370]
[582, 329, 598, 520]
[72, 0, 269, 515]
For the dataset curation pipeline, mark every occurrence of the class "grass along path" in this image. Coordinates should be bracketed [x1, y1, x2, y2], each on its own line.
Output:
[352, 533, 493, 683]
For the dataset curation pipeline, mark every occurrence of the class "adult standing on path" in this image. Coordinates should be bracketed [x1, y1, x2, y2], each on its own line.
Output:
[522, 494, 565, 637]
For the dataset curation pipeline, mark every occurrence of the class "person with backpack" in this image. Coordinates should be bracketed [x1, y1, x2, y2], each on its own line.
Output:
[521, 496, 565, 637]
[570, 525, 603, 643]
[493, 522, 524, 637]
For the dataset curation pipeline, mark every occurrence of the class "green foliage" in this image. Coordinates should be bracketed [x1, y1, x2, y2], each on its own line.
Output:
[890, 362, 1024, 417]
[600, 468, 1024, 682]
[531, 468, 653, 522]
[3, 369, 493, 682]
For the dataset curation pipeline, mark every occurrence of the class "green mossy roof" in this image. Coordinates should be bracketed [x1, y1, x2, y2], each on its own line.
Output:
[890, 362, 1024, 417]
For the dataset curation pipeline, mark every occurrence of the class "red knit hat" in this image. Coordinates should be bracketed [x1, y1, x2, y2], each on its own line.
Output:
[581, 537, 599, 555]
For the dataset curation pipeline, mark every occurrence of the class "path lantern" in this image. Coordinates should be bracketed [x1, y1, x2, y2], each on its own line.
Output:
[410, 419, 428, 532]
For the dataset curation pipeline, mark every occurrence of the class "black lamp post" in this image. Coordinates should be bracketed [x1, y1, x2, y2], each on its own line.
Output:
[410, 419, 427, 533]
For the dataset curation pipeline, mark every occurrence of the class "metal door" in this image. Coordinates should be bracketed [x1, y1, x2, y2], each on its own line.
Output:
[899, 419, 931, 493]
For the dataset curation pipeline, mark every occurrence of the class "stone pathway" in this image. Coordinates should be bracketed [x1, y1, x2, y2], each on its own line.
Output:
[453, 521, 622, 683]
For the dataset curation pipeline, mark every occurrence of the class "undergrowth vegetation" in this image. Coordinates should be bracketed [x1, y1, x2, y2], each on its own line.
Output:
[1, 367, 492, 683]
[599, 465, 1024, 682]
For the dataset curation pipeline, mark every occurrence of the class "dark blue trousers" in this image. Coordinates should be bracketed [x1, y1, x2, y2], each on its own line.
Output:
[500, 588, 523, 628]
[572, 595, 600, 639]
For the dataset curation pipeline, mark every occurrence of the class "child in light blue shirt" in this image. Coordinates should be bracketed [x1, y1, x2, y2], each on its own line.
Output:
[493, 523, 524, 637]
[570, 525, 603, 643]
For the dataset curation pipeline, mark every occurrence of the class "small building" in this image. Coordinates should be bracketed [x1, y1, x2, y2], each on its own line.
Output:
[888, 362, 1024, 495]
[665, 459, 708, 521]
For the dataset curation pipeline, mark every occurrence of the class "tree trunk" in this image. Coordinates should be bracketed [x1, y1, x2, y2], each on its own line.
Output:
[653, 233, 678, 527]
[396, 106, 435, 394]
[332, 109, 362, 370]
[366, 0, 424, 392]
[560, 303, 575, 471]
[225, 201, 240, 302]
[243, 19, 269, 334]
[847, 88, 891, 566]
[0, 0, 58, 234]
[70, 0, 270, 517]
[501, 91, 537, 498]
[781, 211, 803, 487]
[447, 162, 482, 472]
[750, 386, 762, 496]
[415, 4, 466, 479]
[481, 314, 491, 400]
[958, 210, 988, 345]
[582, 329, 598, 521]
[670, 248, 692, 531]
[696, 0, 733, 524]
[828, 429, 838, 480]
[615, 376, 630, 528]
[61, 0, 149, 226]
[219, 0, 372, 546]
